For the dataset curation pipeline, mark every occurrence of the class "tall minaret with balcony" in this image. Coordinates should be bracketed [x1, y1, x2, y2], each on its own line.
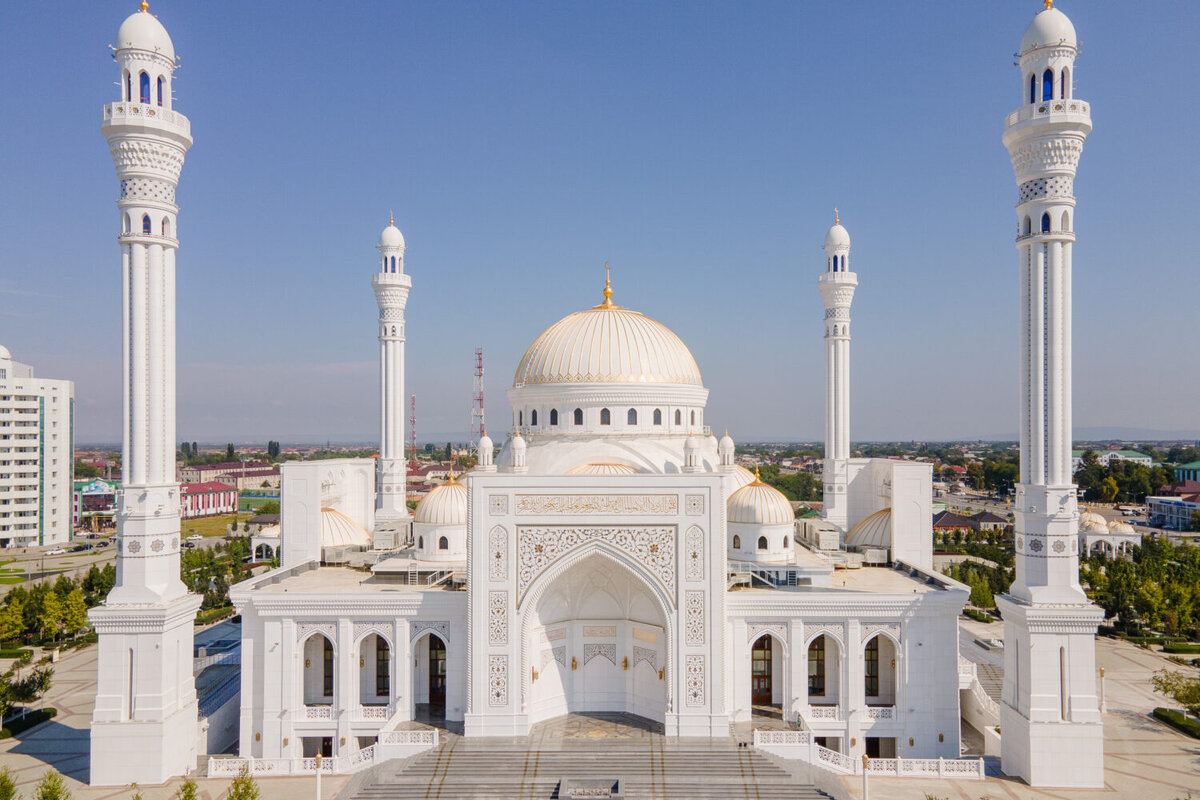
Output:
[373, 216, 412, 531]
[996, 2, 1104, 788]
[89, 2, 201, 786]
[818, 212, 856, 532]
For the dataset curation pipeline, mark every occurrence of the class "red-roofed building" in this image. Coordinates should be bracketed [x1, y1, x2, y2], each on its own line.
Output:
[181, 482, 238, 519]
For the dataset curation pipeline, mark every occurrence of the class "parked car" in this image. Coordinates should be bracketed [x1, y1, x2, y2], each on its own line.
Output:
[96, 540, 111, 548]
[45, 548, 67, 556]
[183, 541, 196, 549]
[72, 543, 94, 552]
[187, 534, 203, 541]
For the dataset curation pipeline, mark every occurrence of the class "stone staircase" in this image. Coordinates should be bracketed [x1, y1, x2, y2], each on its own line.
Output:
[349, 735, 828, 800]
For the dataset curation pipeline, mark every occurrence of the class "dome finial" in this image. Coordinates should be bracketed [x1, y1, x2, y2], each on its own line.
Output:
[1044, 0, 1053, 9]
[140, 0, 149, 11]
[596, 262, 618, 309]
[446, 462, 456, 483]
[753, 465, 761, 482]
[389, 209, 394, 226]
[834, 207, 839, 225]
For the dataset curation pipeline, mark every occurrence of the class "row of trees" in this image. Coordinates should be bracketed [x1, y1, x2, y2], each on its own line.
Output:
[0, 568, 114, 648]
[1074, 450, 1176, 504]
[1081, 537, 1200, 638]
[754, 464, 820, 502]
[181, 537, 253, 611]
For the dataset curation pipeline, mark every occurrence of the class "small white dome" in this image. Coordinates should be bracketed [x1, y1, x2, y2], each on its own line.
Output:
[1107, 519, 1135, 535]
[414, 478, 467, 525]
[727, 476, 794, 525]
[512, 433, 526, 450]
[1079, 510, 1107, 533]
[0, 344, 10, 360]
[320, 507, 371, 548]
[379, 223, 405, 249]
[116, 7, 175, 60]
[824, 222, 851, 250]
[1020, 7, 1076, 54]
[479, 433, 493, 451]
[684, 435, 698, 451]
[719, 431, 734, 450]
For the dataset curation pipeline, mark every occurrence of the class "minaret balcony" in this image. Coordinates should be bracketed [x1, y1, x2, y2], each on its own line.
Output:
[1004, 99, 1090, 131]
[1015, 230, 1075, 243]
[102, 102, 192, 141]
[117, 231, 178, 247]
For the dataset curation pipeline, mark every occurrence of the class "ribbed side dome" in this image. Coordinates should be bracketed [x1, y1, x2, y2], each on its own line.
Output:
[846, 508, 892, 549]
[414, 480, 468, 525]
[1079, 511, 1107, 533]
[514, 305, 702, 387]
[727, 480, 794, 525]
[566, 462, 640, 475]
[1106, 519, 1135, 534]
[320, 508, 371, 548]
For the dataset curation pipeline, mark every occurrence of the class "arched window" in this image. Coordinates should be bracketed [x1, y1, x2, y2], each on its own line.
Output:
[323, 637, 334, 697]
[156, 76, 163, 106]
[1041, 212, 1051, 233]
[382, 257, 387, 271]
[573, 408, 583, 426]
[530, 409, 538, 426]
[139, 72, 150, 103]
[864, 636, 879, 697]
[1023, 216, 1032, 235]
[732, 535, 741, 550]
[550, 409, 559, 426]
[161, 217, 169, 236]
[518, 411, 523, 426]
[653, 409, 662, 426]
[124, 71, 131, 102]
[123, 214, 131, 233]
[1061, 67, 1069, 99]
[1061, 211, 1070, 231]
[375, 639, 390, 697]
[690, 410, 696, 426]
[1042, 69, 1053, 102]
[675, 410, 682, 425]
[142, 214, 151, 234]
[390, 256, 396, 272]
[627, 409, 637, 425]
[783, 536, 789, 549]
[1029, 74, 1036, 104]
[438, 536, 449, 550]
[757, 536, 767, 550]
[808, 637, 826, 696]
[600, 408, 611, 426]
[418, 536, 424, 549]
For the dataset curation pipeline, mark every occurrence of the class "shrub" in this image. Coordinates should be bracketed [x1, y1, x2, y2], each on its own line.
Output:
[0, 649, 32, 660]
[1163, 643, 1200, 655]
[0, 708, 58, 739]
[174, 778, 197, 800]
[963, 608, 994, 624]
[31, 770, 69, 800]
[1153, 707, 1200, 739]
[0, 766, 17, 800]
[226, 765, 259, 800]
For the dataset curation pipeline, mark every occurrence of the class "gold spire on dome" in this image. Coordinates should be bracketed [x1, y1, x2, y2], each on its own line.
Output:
[753, 465, 763, 483]
[139, 0, 149, 10]
[389, 210, 394, 226]
[834, 208, 840, 225]
[446, 463, 456, 483]
[1044, 0, 1053, 9]
[595, 262, 620, 309]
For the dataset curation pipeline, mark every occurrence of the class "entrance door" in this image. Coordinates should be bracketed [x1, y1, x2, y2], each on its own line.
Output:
[428, 636, 446, 708]
[751, 635, 772, 705]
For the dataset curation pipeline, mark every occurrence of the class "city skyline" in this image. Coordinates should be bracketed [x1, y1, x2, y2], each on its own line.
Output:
[2, 1, 1197, 443]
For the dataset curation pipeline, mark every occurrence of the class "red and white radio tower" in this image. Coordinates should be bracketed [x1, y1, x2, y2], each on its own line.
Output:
[471, 346, 486, 450]
[408, 393, 417, 467]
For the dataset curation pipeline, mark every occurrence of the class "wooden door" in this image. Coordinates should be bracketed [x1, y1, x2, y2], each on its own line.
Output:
[751, 635, 772, 705]
[429, 636, 447, 707]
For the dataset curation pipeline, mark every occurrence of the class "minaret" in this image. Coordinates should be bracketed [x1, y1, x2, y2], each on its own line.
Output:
[89, 2, 201, 785]
[997, 2, 1104, 787]
[374, 215, 412, 527]
[817, 212, 856, 532]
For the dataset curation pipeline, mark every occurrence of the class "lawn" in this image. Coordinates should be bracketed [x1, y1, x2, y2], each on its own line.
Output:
[180, 513, 250, 539]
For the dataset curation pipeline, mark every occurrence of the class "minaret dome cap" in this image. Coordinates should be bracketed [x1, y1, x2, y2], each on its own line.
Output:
[116, 5, 175, 60]
[379, 220, 405, 249]
[1019, 6, 1076, 54]
[824, 222, 851, 250]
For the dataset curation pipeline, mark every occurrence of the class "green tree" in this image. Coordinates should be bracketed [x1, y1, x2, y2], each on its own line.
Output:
[61, 589, 88, 638]
[1080, 449, 1100, 467]
[35, 592, 62, 643]
[0, 765, 19, 800]
[0, 599, 26, 646]
[267, 441, 280, 459]
[226, 765, 260, 800]
[192, 441, 198, 457]
[1152, 669, 1200, 716]
[226, 443, 236, 460]
[31, 771, 69, 800]
[444, 442, 452, 460]
[255, 501, 279, 516]
[174, 777, 197, 800]
[1099, 476, 1120, 503]
[73, 461, 101, 479]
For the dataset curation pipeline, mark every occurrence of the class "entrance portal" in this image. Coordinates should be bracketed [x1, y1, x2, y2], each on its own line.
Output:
[751, 635, 772, 705]
[412, 632, 448, 722]
[429, 636, 446, 709]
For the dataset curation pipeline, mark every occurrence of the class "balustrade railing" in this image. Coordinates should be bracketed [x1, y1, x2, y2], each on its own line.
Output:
[865, 705, 895, 720]
[806, 704, 841, 720]
[752, 729, 985, 780]
[1005, 99, 1090, 127]
[102, 102, 191, 135]
[302, 705, 333, 720]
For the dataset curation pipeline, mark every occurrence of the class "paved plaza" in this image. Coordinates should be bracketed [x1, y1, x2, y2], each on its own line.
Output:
[0, 627, 1197, 799]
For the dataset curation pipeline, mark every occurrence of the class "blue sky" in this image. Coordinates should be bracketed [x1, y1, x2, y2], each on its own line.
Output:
[1, 1, 1197, 445]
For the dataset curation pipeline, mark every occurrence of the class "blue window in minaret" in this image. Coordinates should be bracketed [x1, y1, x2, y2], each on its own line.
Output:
[142, 214, 151, 235]
[1042, 69, 1053, 102]
[1030, 74, 1036, 104]
[156, 77, 163, 107]
[1041, 213, 1051, 233]
[139, 72, 150, 104]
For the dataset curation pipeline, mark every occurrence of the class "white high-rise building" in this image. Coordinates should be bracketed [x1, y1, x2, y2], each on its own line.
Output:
[88, 2, 202, 785]
[0, 347, 74, 548]
[818, 213, 856, 532]
[997, 1, 1105, 788]
[373, 215, 412, 534]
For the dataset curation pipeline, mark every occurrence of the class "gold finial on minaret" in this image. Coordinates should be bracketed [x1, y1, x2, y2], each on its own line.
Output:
[1044, 0, 1053, 9]
[834, 208, 840, 225]
[389, 209, 394, 226]
[140, 0, 149, 10]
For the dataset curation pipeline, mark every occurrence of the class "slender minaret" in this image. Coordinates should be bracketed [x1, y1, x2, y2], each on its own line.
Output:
[374, 215, 411, 527]
[997, 2, 1104, 788]
[89, 2, 201, 785]
[818, 212, 856, 531]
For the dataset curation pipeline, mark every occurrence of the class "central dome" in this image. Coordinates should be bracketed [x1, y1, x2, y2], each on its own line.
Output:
[513, 293, 702, 388]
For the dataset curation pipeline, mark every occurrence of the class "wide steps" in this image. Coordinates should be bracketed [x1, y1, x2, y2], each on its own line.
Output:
[350, 740, 827, 800]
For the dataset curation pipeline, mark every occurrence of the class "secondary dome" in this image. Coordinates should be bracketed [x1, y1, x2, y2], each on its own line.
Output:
[728, 475, 794, 526]
[729, 465, 756, 491]
[116, 6, 175, 60]
[320, 508, 371, 548]
[513, 283, 702, 387]
[1107, 519, 1135, 534]
[1079, 511, 1107, 533]
[566, 462, 639, 476]
[1020, 7, 1076, 54]
[414, 477, 467, 525]
[846, 508, 892, 549]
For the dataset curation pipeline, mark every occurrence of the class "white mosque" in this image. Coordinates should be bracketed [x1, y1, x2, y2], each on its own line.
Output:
[87, 1, 1105, 791]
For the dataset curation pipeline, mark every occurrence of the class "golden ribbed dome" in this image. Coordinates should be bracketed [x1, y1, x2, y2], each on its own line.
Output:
[414, 479, 468, 525]
[320, 508, 372, 548]
[845, 508, 892, 549]
[566, 462, 640, 475]
[727, 478, 794, 525]
[513, 301, 702, 388]
[729, 465, 756, 490]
